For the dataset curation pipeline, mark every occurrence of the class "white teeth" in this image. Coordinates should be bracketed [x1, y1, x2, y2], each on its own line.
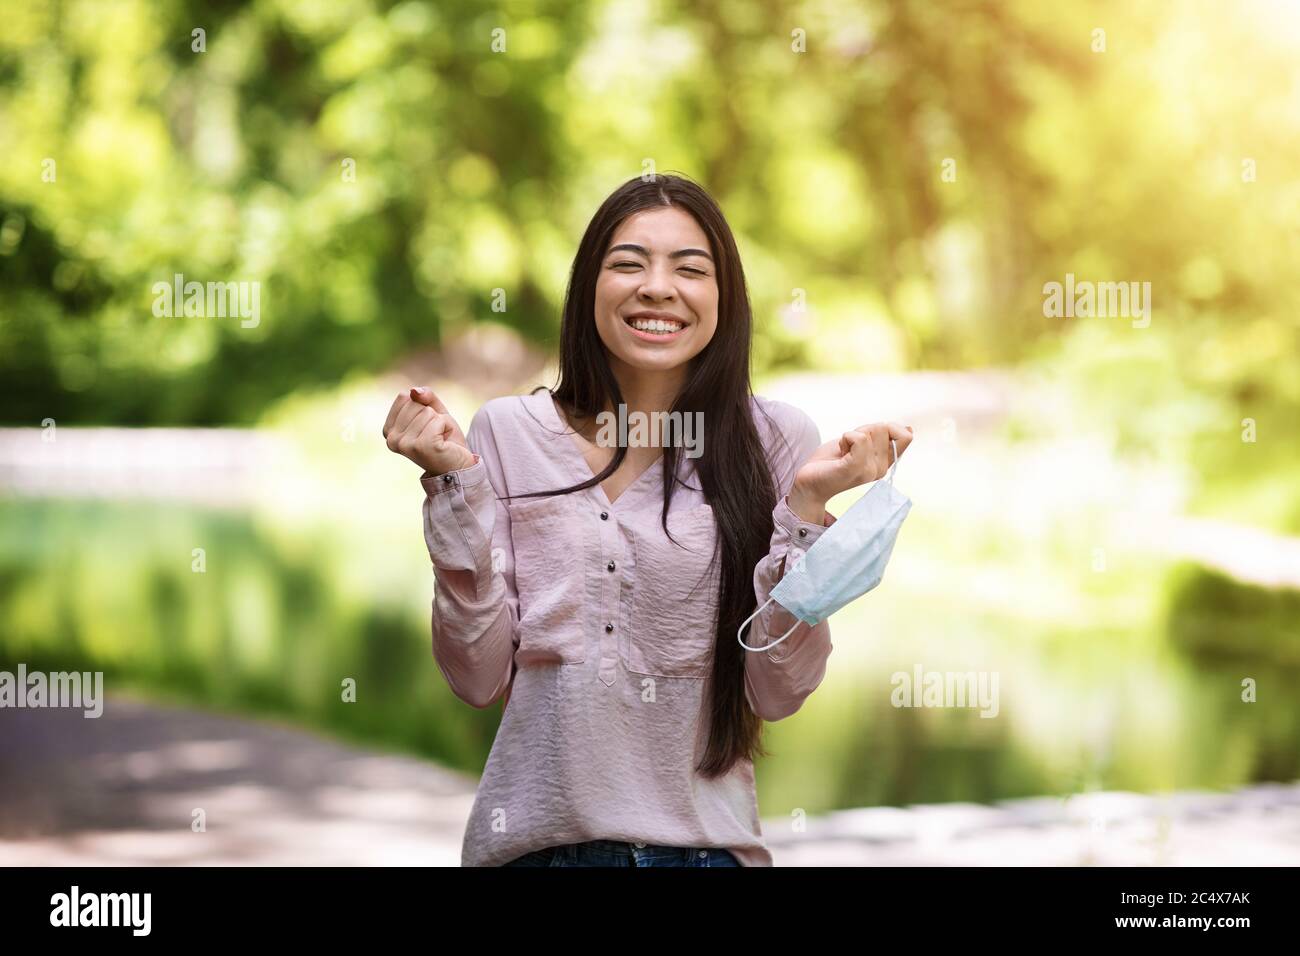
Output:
[630, 318, 683, 334]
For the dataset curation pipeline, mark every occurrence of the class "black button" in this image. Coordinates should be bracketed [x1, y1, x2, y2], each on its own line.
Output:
[604, 623, 614, 633]
[600, 511, 609, 520]
[607, 561, 616, 572]
[797, 527, 807, 537]
[442, 474, 454, 484]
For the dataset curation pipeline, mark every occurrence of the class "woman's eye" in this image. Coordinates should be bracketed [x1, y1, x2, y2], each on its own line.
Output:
[608, 261, 707, 276]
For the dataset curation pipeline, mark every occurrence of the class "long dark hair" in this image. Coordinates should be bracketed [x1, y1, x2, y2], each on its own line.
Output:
[508, 173, 785, 778]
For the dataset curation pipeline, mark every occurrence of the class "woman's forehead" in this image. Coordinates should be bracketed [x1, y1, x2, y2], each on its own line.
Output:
[609, 207, 711, 252]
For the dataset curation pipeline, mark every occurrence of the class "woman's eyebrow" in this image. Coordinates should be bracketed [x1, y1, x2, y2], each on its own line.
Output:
[606, 243, 714, 262]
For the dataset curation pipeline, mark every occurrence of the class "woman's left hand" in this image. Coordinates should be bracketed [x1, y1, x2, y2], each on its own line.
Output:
[789, 422, 913, 522]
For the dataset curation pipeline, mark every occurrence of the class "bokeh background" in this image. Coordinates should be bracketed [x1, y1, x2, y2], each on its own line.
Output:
[2, 0, 1299, 864]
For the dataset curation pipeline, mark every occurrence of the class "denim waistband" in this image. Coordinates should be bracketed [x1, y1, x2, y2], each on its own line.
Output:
[504, 838, 741, 867]
[565, 839, 729, 862]
[579, 838, 672, 852]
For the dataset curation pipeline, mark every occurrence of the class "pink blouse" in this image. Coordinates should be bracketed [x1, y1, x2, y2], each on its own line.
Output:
[419, 389, 836, 866]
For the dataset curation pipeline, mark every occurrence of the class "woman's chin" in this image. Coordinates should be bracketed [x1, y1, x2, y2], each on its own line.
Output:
[607, 346, 690, 374]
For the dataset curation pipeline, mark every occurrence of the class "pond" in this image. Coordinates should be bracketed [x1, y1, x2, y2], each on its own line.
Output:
[3, 482, 1295, 818]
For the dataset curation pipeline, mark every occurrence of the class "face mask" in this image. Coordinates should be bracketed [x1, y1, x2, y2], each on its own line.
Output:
[739, 438, 912, 652]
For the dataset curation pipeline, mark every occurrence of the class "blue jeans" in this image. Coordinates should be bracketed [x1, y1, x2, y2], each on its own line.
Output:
[503, 838, 742, 867]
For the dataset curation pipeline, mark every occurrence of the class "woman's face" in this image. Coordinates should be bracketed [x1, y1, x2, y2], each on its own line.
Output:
[593, 206, 719, 378]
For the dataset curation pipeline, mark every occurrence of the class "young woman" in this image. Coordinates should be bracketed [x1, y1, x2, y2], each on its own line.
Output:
[382, 173, 912, 867]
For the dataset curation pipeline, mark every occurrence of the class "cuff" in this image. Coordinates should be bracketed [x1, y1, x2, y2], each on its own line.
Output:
[773, 494, 836, 546]
[419, 454, 486, 498]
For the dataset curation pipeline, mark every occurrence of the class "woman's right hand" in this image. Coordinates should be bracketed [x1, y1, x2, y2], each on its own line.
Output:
[383, 386, 477, 476]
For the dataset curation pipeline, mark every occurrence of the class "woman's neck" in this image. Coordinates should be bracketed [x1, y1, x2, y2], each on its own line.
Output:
[563, 360, 685, 446]
[605, 357, 685, 419]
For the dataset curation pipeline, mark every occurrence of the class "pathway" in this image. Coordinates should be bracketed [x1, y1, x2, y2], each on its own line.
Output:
[2, 694, 1296, 866]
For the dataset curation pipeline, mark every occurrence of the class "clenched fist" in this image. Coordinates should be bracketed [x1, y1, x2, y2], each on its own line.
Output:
[789, 422, 913, 523]
[383, 386, 478, 476]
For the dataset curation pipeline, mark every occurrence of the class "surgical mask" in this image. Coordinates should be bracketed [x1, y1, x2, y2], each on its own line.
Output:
[739, 438, 912, 652]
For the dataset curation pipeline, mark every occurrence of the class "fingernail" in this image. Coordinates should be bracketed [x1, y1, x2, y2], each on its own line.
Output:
[412, 386, 426, 394]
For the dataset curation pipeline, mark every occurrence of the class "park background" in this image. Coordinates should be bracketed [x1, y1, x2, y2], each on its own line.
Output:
[1, 0, 1298, 864]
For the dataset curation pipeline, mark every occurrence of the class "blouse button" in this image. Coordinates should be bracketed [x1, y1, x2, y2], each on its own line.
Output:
[600, 511, 609, 520]
[607, 561, 616, 572]
[797, 527, 807, 537]
[605, 623, 614, 633]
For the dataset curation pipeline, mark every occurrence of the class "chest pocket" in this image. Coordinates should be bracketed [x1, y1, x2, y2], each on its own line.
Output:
[623, 503, 721, 678]
[507, 494, 588, 665]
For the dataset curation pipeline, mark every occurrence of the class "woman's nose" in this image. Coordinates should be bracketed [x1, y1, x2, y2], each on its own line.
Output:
[637, 264, 676, 300]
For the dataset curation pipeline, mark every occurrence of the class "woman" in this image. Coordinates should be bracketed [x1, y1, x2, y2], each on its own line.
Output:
[383, 173, 912, 867]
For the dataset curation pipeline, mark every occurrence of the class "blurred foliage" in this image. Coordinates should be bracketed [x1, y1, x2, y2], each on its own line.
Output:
[2, 0, 1298, 425]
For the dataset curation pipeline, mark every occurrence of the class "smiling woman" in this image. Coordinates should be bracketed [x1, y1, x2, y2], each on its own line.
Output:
[381, 172, 913, 868]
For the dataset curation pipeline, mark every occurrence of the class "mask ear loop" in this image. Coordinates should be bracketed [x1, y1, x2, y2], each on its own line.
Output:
[884, 436, 899, 485]
[737, 595, 802, 652]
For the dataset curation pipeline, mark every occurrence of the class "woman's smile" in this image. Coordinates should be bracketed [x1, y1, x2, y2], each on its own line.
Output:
[623, 310, 690, 342]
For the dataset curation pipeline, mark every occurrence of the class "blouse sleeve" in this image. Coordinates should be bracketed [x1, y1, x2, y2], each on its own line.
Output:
[420, 404, 521, 709]
[743, 402, 838, 722]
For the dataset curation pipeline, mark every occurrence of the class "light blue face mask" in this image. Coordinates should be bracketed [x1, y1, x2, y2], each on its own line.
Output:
[739, 438, 912, 652]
